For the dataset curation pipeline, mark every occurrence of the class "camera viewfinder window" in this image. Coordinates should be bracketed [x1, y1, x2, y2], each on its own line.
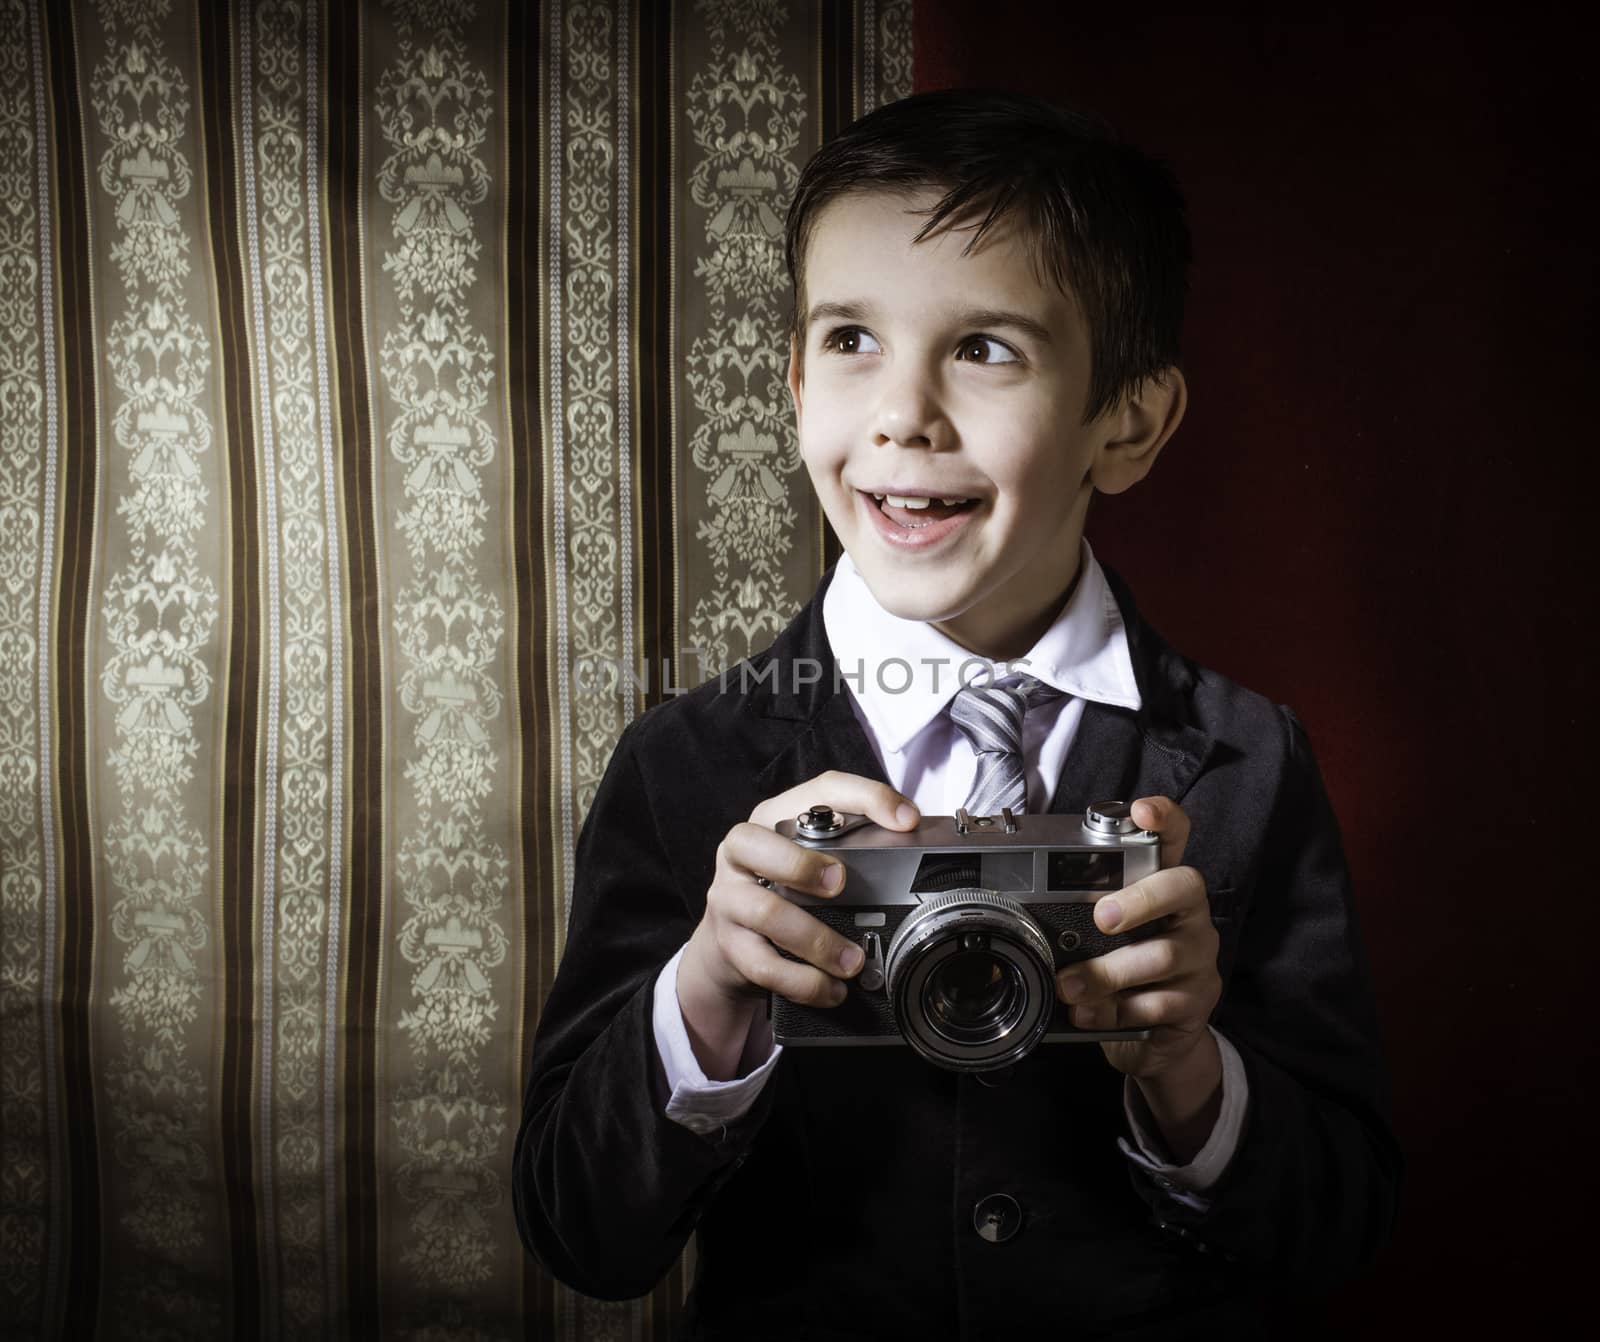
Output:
[909, 851, 1033, 895]
[1045, 851, 1124, 892]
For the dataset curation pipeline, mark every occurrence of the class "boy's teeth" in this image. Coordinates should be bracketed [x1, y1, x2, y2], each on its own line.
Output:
[876, 494, 971, 508]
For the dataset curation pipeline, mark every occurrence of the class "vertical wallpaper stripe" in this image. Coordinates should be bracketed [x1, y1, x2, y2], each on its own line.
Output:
[197, 3, 268, 1331]
[31, 0, 66, 1321]
[630, 1, 672, 726]
[365, 3, 521, 1333]
[303, 3, 351, 1325]
[816, 0, 849, 576]
[543, 0, 575, 948]
[78, 0, 231, 1328]
[44, 0, 101, 1334]
[631, 12, 681, 1331]
[616, 0, 636, 732]
[502, 3, 559, 1337]
[0, 1, 60, 1335]
[236, 0, 351, 1334]
[324, 0, 384, 1331]
[234, 0, 286, 1324]
[676, 0, 819, 680]
[1, 4, 910, 1338]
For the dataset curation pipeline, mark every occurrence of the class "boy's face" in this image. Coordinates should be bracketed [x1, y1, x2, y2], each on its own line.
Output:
[787, 188, 1180, 661]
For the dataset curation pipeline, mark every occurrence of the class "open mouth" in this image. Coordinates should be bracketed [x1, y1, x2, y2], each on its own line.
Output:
[864, 492, 980, 529]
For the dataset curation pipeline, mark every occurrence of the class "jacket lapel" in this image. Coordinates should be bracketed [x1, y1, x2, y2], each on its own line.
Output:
[1054, 563, 1213, 811]
[756, 691, 890, 799]
[1046, 700, 1210, 814]
[751, 565, 890, 798]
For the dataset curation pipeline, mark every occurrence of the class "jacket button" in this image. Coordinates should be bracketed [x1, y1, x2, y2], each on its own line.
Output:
[972, 1193, 1023, 1243]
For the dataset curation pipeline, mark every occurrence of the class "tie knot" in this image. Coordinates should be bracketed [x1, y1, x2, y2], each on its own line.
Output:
[947, 674, 1063, 754]
[946, 674, 1064, 816]
[952, 671, 1059, 714]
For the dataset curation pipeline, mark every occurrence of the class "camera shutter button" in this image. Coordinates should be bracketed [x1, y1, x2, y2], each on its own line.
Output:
[797, 805, 845, 838]
[972, 1193, 1023, 1244]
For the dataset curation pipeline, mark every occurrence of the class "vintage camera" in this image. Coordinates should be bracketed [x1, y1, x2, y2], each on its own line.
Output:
[770, 801, 1161, 1073]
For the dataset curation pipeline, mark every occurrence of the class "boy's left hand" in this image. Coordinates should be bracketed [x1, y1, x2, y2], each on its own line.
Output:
[1055, 795, 1221, 1081]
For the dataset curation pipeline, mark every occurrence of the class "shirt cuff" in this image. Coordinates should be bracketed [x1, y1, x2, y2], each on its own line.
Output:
[652, 943, 784, 1138]
[1117, 1026, 1247, 1205]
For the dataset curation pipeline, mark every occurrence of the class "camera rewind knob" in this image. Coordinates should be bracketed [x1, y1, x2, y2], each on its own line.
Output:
[1084, 800, 1136, 835]
[1083, 800, 1160, 842]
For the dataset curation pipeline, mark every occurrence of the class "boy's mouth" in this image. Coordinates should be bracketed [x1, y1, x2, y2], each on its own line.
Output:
[861, 491, 979, 529]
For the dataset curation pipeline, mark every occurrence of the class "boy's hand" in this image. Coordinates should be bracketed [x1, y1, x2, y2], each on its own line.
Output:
[1055, 796, 1222, 1082]
[677, 773, 919, 1080]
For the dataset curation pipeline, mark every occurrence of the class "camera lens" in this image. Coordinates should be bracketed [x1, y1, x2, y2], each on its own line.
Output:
[885, 890, 1056, 1072]
[923, 947, 1024, 1043]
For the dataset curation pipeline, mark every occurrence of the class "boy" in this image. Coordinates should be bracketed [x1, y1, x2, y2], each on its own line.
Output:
[514, 90, 1400, 1339]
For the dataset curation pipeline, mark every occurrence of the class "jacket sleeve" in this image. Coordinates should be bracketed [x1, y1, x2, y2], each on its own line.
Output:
[1126, 704, 1403, 1289]
[511, 717, 779, 1300]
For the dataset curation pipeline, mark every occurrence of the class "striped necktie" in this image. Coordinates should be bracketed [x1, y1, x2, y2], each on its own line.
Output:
[947, 674, 1065, 815]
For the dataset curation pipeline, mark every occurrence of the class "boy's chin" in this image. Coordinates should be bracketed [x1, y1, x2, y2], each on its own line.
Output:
[850, 567, 968, 624]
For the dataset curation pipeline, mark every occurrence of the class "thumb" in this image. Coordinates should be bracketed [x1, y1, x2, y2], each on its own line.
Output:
[1131, 795, 1189, 868]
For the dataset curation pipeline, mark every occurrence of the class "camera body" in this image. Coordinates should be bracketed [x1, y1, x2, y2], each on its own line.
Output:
[770, 801, 1161, 1073]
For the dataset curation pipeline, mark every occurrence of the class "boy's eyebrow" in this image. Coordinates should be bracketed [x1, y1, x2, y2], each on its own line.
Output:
[804, 300, 1054, 345]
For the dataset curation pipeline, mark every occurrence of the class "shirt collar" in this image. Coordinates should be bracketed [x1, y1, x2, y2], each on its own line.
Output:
[822, 539, 1143, 755]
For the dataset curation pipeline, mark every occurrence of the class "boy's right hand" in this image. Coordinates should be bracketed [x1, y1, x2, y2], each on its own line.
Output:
[676, 773, 919, 1080]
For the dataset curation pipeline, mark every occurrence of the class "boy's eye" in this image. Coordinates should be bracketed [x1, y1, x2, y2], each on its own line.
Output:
[818, 328, 1019, 364]
[821, 326, 881, 356]
[958, 336, 1019, 365]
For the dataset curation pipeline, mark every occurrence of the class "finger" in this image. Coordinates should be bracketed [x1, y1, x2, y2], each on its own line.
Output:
[1094, 865, 1208, 935]
[714, 875, 864, 978]
[1073, 987, 1209, 1032]
[722, 924, 849, 1007]
[749, 770, 920, 833]
[751, 897, 867, 979]
[718, 822, 848, 898]
[1070, 995, 1118, 1031]
[1130, 795, 1190, 870]
[1056, 936, 1185, 1005]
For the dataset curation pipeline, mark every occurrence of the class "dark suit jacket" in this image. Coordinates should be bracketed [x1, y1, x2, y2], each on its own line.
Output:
[513, 562, 1401, 1341]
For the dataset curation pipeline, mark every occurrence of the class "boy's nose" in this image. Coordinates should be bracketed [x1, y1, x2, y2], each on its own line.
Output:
[872, 375, 947, 449]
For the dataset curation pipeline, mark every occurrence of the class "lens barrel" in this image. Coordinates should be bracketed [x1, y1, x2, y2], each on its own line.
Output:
[884, 890, 1055, 1071]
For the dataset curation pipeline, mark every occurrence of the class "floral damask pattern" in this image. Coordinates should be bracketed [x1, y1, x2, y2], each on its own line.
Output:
[682, 0, 808, 673]
[239, 0, 346, 1331]
[87, 0, 220, 1332]
[372, 0, 512, 1331]
[876, 0, 913, 109]
[2, 3, 909, 1337]
[558, 0, 627, 841]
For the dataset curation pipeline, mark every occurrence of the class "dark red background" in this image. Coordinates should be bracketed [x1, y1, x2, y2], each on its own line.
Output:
[916, 7, 1595, 1331]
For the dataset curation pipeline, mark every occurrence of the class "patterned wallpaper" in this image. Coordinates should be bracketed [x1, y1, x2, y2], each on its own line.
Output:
[0, 1, 910, 1339]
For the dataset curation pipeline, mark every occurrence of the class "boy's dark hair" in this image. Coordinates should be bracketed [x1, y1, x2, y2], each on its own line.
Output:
[784, 88, 1192, 424]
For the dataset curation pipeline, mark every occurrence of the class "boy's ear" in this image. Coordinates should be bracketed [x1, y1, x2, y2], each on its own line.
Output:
[786, 335, 804, 420]
[1090, 367, 1188, 496]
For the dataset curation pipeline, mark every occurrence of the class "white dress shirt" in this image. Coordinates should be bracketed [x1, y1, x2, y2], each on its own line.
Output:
[650, 540, 1247, 1195]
